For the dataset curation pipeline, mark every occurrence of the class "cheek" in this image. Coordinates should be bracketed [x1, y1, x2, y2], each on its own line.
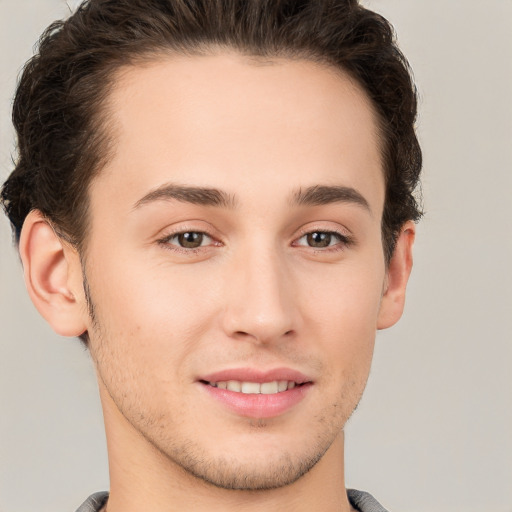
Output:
[299, 260, 384, 332]
[296, 259, 384, 373]
[85, 255, 222, 380]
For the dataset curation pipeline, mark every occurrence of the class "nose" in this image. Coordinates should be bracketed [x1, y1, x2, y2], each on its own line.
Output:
[221, 246, 298, 344]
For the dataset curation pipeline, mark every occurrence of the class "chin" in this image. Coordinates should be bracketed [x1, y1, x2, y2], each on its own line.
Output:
[153, 421, 340, 491]
[174, 449, 326, 491]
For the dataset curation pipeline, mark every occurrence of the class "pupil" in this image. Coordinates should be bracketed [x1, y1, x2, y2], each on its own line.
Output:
[178, 232, 203, 248]
[307, 232, 331, 248]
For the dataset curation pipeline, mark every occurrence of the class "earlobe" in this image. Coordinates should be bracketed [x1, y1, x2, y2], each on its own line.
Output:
[19, 210, 87, 337]
[377, 221, 416, 330]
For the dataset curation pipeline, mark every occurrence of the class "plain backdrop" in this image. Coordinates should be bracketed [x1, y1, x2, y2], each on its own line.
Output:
[1, 1, 511, 511]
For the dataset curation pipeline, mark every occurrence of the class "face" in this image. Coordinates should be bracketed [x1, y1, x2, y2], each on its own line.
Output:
[81, 53, 388, 490]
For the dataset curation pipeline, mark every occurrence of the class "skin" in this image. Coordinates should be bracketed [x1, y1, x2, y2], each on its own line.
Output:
[20, 53, 415, 512]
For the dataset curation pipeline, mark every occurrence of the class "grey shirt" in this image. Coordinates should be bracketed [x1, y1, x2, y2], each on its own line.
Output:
[76, 489, 389, 511]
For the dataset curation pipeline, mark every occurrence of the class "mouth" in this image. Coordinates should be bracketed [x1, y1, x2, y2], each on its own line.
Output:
[201, 379, 301, 394]
[198, 369, 312, 418]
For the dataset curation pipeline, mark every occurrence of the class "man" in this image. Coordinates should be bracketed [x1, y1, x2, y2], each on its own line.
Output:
[1, 0, 422, 511]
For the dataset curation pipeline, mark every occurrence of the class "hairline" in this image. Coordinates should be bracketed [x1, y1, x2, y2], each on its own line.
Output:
[70, 46, 392, 261]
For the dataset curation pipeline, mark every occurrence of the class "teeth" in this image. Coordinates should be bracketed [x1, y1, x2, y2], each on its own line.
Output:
[278, 380, 288, 392]
[260, 381, 278, 394]
[241, 382, 260, 394]
[227, 380, 241, 392]
[209, 380, 298, 394]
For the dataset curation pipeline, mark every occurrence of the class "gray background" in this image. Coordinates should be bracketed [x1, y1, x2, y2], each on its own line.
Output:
[1, 1, 511, 511]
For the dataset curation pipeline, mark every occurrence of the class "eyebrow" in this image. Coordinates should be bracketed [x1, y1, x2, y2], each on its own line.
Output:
[291, 185, 371, 213]
[133, 183, 237, 210]
[133, 182, 370, 214]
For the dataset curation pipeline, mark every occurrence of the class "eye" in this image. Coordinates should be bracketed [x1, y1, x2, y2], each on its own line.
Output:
[295, 230, 349, 249]
[163, 231, 212, 249]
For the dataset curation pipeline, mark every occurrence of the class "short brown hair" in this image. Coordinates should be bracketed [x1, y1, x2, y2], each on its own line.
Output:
[1, 0, 422, 263]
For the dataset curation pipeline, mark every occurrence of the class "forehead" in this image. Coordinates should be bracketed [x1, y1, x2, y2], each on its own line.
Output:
[91, 52, 384, 215]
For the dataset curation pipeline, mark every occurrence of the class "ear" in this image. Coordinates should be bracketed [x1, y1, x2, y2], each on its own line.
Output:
[19, 210, 87, 337]
[377, 220, 416, 330]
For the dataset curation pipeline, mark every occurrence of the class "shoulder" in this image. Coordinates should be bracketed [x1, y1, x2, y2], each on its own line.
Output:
[75, 491, 109, 512]
[347, 488, 390, 512]
[74, 489, 388, 512]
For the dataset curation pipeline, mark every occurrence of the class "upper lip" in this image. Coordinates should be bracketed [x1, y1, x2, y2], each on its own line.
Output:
[199, 367, 312, 384]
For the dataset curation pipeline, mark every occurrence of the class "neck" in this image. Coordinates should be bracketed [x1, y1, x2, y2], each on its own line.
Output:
[100, 386, 354, 512]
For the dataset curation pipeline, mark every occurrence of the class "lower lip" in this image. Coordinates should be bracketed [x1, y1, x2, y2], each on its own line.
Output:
[200, 383, 311, 419]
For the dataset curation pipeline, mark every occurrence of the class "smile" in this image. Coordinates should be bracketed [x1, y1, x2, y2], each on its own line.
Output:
[199, 369, 312, 418]
[206, 380, 298, 394]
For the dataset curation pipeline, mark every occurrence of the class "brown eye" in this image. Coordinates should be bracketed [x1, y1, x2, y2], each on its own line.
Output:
[159, 230, 218, 253]
[306, 232, 332, 248]
[294, 230, 351, 251]
[176, 232, 204, 248]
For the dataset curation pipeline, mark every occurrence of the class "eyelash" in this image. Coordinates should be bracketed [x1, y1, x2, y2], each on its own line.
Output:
[157, 227, 353, 254]
[157, 230, 218, 254]
[294, 229, 353, 252]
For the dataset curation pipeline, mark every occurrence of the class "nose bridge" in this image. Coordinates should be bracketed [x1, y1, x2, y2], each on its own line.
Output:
[222, 239, 296, 342]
